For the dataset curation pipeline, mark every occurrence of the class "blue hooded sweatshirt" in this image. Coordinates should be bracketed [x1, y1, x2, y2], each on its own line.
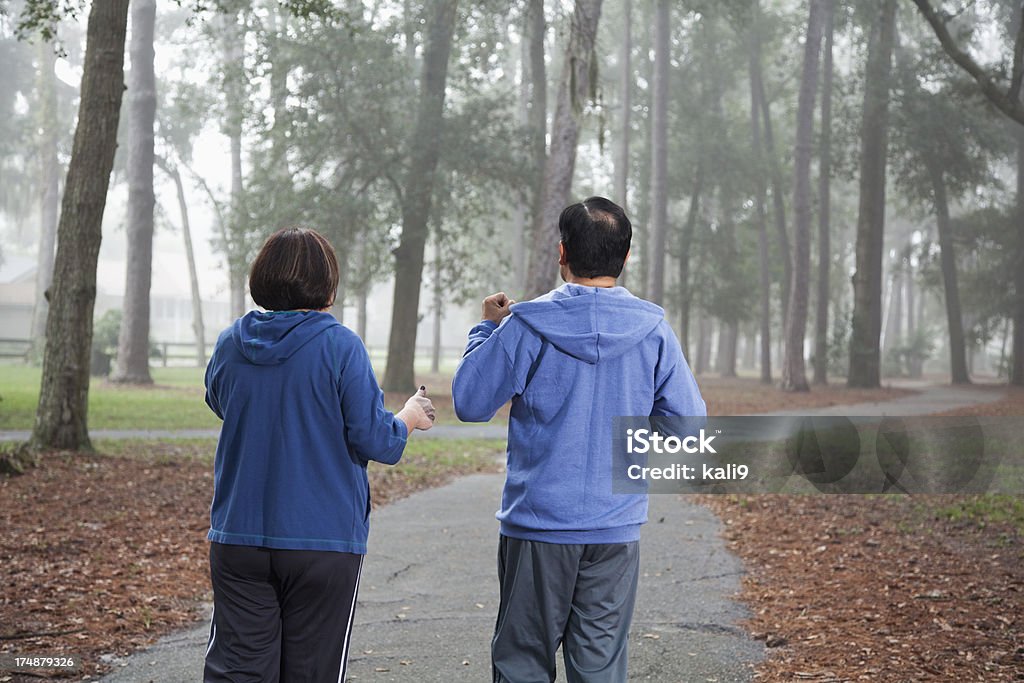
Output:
[452, 284, 705, 544]
[204, 310, 407, 554]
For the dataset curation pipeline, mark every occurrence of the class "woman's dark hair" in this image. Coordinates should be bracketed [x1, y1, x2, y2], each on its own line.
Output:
[249, 227, 340, 311]
[558, 196, 632, 279]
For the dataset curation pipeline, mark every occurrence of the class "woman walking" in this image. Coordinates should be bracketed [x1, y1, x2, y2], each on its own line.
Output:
[202, 227, 435, 682]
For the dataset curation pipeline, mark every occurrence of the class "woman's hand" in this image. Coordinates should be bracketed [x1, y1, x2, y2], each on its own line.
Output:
[398, 385, 436, 432]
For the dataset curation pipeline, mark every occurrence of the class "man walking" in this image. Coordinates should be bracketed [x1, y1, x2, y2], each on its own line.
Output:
[452, 196, 705, 682]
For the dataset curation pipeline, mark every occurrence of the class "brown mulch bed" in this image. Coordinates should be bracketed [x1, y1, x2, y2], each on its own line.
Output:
[700, 383, 1024, 681]
[702, 494, 1024, 682]
[0, 446, 211, 681]
[0, 441, 500, 681]
[697, 377, 913, 416]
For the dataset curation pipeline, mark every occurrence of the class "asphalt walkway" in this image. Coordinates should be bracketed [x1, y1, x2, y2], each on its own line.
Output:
[97, 382, 1006, 682]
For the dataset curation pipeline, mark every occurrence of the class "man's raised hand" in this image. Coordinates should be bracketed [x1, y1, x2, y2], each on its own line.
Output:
[482, 292, 515, 325]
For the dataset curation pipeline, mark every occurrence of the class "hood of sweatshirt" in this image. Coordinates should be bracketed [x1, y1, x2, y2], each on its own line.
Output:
[231, 310, 339, 365]
[509, 284, 665, 364]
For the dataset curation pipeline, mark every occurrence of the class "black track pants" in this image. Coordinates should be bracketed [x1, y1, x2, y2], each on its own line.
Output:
[204, 543, 363, 683]
[492, 536, 640, 683]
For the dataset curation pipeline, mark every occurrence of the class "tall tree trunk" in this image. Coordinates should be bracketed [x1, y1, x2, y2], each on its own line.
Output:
[355, 240, 369, 341]
[928, 163, 970, 384]
[524, 0, 604, 298]
[742, 326, 757, 370]
[1014, 128, 1024, 385]
[634, 9, 655, 299]
[31, 40, 60, 353]
[357, 288, 368, 341]
[431, 237, 442, 374]
[882, 263, 903, 357]
[157, 159, 206, 367]
[332, 256, 347, 324]
[710, 61, 739, 378]
[750, 0, 792, 329]
[749, 37, 772, 384]
[382, 0, 459, 392]
[222, 14, 247, 319]
[614, 0, 632, 287]
[525, 0, 547, 294]
[716, 321, 738, 377]
[813, 0, 835, 385]
[30, 0, 131, 452]
[781, 0, 826, 392]
[905, 253, 921, 378]
[676, 165, 704, 361]
[112, 0, 157, 385]
[646, 0, 670, 305]
[847, 0, 897, 388]
[267, 8, 291, 178]
[695, 314, 712, 375]
[510, 4, 532, 294]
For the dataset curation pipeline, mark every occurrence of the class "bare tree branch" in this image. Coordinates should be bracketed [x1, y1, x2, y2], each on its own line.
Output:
[911, 0, 1024, 126]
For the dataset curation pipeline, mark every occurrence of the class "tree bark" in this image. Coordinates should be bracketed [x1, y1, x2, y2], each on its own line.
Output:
[30, 0, 131, 452]
[749, 0, 792, 330]
[813, 0, 835, 385]
[676, 165, 704, 361]
[928, 162, 970, 384]
[695, 314, 712, 375]
[221, 14, 248, 319]
[1014, 127, 1024, 385]
[646, 0, 670, 305]
[749, 28, 772, 384]
[524, 0, 604, 299]
[30, 40, 60, 354]
[716, 320, 738, 377]
[267, 8, 291, 178]
[332, 256, 347, 324]
[882, 262, 902, 356]
[156, 158, 206, 367]
[614, 0, 632, 287]
[431, 237, 442, 374]
[847, 0, 897, 388]
[357, 288, 368, 341]
[634, 10, 655, 299]
[781, 0, 826, 392]
[355, 240, 369, 341]
[382, 0, 459, 392]
[111, 0, 156, 384]
[524, 0, 547, 295]
[905, 252, 921, 378]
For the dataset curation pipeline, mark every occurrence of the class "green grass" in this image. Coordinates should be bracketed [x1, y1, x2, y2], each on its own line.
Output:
[0, 364, 499, 431]
[0, 365, 220, 431]
[933, 495, 1024, 533]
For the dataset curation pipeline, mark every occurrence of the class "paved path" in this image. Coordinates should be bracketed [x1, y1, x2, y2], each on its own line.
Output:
[0, 424, 508, 443]
[102, 475, 758, 683]
[99, 383, 1007, 682]
[759, 382, 1005, 417]
[3, 383, 1002, 444]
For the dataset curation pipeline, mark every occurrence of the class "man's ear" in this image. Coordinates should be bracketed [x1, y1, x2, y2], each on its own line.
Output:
[558, 242, 568, 266]
[623, 249, 631, 264]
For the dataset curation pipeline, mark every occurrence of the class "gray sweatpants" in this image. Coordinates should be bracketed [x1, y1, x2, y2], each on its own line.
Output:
[491, 536, 640, 683]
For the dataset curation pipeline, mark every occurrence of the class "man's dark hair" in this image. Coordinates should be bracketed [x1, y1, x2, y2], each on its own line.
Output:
[249, 227, 340, 311]
[558, 196, 632, 279]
